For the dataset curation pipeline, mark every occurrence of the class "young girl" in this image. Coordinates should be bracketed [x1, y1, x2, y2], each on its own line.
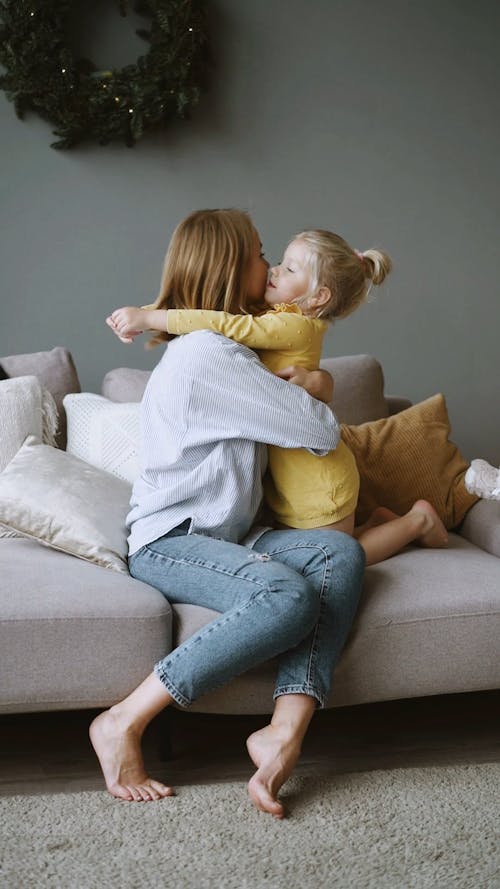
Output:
[108, 228, 449, 564]
[94, 209, 366, 818]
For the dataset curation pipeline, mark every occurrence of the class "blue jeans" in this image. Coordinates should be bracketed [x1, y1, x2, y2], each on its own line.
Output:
[128, 527, 365, 709]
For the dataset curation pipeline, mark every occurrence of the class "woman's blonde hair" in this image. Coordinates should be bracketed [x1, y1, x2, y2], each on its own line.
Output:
[294, 230, 392, 321]
[148, 208, 256, 347]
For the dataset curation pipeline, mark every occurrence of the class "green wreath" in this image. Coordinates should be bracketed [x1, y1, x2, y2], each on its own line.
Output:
[0, 0, 210, 149]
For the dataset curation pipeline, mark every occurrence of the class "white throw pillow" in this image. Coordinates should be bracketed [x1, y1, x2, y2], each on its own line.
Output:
[64, 393, 140, 484]
[0, 436, 131, 572]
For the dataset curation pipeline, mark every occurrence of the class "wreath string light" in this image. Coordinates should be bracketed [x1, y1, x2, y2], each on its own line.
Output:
[0, 0, 210, 149]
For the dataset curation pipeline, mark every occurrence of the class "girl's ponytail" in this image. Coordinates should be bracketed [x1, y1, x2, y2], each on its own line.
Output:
[360, 248, 392, 285]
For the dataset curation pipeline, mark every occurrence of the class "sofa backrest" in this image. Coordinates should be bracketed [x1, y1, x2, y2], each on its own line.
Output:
[101, 354, 404, 426]
[0, 347, 81, 449]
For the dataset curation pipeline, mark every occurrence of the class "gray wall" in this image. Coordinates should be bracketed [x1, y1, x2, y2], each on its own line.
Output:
[1, 0, 499, 463]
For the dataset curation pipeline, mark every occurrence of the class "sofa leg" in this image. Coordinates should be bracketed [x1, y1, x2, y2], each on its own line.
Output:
[155, 708, 174, 761]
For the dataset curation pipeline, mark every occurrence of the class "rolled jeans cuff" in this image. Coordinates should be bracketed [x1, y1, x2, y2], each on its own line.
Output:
[273, 683, 325, 709]
[154, 662, 192, 709]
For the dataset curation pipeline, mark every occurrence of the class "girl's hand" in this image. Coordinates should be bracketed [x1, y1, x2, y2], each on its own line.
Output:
[276, 366, 334, 404]
[106, 315, 141, 344]
[108, 306, 149, 337]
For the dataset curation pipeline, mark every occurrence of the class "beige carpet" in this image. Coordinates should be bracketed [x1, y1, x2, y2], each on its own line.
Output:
[1, 763, 499, 889]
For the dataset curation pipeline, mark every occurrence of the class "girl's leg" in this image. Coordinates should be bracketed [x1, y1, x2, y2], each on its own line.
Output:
[355, 500, 448, 566]
[92, 530, 321, 802]
[317, 501, 448, 567]
[248, 530, 365, 816]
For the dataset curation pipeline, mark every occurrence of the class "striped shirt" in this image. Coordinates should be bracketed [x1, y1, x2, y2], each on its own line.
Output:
[127, 331, 340, 555]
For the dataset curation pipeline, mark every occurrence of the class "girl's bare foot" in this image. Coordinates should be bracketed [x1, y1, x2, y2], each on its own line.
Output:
[246, 725, 302, 819]
[89, 708, 174, 802]
[356, 506, 400, 535]
[410, 500, 449, 547]
[370, 505, 399, 525]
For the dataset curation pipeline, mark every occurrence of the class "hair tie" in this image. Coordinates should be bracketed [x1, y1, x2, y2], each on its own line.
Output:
[355, 249, 365, 264]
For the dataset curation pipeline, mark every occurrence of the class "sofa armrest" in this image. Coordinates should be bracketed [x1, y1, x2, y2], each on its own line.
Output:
[386, 395, 413, 416]
[459, 499, 500, 558]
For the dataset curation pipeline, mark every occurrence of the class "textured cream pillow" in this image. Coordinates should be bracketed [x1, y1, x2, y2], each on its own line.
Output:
[0, 376, 59, 540]
[341, 394, 479, 530]
[64, 393, 140, 484]
[0, 375, 58, 472]
[0, 436, 131, 572]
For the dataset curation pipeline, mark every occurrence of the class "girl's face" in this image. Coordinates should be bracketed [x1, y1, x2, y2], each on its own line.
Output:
[264, 239, 312, 308]
[245, 229, 270, 304]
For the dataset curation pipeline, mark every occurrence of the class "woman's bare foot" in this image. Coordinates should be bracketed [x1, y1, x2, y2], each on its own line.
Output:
[410, 500, 449, 547]
[246, 725, 302, 819]
[89, 708, 174, 802]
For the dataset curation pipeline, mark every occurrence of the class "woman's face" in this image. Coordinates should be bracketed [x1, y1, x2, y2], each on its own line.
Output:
[244, 229, 270, 305]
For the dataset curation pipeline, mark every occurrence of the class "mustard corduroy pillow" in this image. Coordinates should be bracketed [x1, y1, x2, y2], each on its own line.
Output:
[341, 394, 479, 530]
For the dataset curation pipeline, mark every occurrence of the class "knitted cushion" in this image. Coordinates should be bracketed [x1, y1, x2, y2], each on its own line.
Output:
[64, 393, 140, 484]
[342, 394, 479, 530]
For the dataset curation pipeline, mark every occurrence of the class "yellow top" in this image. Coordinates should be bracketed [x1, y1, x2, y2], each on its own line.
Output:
[165, 304, 328, 374]
[154, 305, 359, 528]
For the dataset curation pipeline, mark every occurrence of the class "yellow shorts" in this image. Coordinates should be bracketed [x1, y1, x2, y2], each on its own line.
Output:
[264, 440, 360, 529]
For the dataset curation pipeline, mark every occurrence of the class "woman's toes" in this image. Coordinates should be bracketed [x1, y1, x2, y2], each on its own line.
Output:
[126, 785, 144, 802]
[113, 785, 134, 801]
[151, 780, 175, 797]
[248, 775, 285, 819]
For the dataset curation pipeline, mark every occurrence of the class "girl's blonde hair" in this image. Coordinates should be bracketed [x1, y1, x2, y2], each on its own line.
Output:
[294, 230, 392, 321]
[148, 208, 256, 347]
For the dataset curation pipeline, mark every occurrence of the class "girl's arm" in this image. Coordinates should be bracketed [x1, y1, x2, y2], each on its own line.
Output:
[277, 366, 334, 405]
[166, 308, 313, 352]
[107, 306, 310, 352]
[107, 305, 333, 402]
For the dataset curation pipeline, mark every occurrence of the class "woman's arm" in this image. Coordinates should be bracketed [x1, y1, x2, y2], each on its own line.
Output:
[163, 310, 333, 401]
[181, 333, 340, 453]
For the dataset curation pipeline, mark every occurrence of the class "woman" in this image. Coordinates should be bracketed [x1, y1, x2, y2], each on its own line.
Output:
[94, 209, 365, 818]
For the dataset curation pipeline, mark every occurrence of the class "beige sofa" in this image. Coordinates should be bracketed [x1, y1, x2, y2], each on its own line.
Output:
[1, 348, 499, 715]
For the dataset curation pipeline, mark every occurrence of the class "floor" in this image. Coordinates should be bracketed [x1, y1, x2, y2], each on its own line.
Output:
[1, 690, 499, 797]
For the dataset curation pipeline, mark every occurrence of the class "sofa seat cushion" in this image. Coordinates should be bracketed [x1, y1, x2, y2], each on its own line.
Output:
[170, 534, 500, 714]
[0, 539, 172, 713]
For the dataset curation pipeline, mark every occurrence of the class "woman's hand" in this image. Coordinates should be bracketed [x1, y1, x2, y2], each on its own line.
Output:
[276, 366, 334, 404]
